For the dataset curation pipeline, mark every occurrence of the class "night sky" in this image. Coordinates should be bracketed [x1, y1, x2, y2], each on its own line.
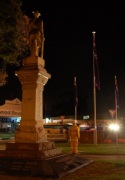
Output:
[1, 1, 125, 119]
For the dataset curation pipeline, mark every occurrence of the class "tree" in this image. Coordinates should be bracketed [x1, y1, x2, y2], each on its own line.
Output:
[0, 0, 29, 85]
[0, 70, 8, 86]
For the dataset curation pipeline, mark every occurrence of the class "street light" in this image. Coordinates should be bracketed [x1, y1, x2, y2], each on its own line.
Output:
[109, 123, 120, 131]
[108, 123, 120, 148]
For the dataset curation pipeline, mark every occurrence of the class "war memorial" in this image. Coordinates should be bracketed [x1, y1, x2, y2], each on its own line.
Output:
[0, 11, 92, 178]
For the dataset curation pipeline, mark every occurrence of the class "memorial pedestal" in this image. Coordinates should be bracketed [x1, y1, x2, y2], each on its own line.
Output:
[2, 56, 62, 159]
[5, 142, 62, 159]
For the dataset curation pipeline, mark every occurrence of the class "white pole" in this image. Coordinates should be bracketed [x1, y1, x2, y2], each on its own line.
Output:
[75, 105, 77, 120]
[92, 31, 97, 145]
[115, 76, 118, 148]
[74, 77, 77, 120]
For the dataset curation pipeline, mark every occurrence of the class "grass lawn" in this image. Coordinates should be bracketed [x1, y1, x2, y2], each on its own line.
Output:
[55, 142, 125, 155]
[53, 143, 125, 179]
[0, 132, 15, 140]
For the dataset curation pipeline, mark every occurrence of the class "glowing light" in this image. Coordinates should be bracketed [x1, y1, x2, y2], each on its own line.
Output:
[45, 118, 50, 123]
[109, 124, 120, 131]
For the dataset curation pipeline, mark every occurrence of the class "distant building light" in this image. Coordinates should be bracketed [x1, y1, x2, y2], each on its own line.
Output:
[45, 118, 50, 123]
[83, 115, 89, 120]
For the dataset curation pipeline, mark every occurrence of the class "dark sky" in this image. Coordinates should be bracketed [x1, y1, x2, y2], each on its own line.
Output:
[1, 0, 125, 119]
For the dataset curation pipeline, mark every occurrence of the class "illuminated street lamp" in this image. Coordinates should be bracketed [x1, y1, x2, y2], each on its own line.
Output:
[108, 123, 120, 147]
[109, 123, 120, 131]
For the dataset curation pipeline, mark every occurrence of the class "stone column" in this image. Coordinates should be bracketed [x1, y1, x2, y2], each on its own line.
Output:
[5, 57, 62, 159]
[15, 56, 51, 143]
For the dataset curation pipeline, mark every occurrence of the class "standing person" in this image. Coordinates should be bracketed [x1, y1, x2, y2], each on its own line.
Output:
[69, 121, 80, 154]
[28, 10, 45, 58]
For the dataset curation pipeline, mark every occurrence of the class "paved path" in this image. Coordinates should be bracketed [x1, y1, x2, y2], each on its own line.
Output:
[78, 153, 125, 161]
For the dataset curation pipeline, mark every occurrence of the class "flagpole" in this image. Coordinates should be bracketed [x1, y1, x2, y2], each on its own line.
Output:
[75, 104, 77, 120]
[115, 76, 118, 121]
[92, 31, 97, 145]
[115, 76, 118, 148]
[74, 77, 78, 120]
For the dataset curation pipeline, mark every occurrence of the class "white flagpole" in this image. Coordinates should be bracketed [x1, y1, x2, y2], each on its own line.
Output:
[115, 76, 118, 121]
[115, 76, 118, 147]
[92, 31, 97, 145]
[74, 77, 77, 120]
[75, 104, 77, 120]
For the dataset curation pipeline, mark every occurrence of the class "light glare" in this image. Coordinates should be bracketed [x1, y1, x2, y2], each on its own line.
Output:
[109, 124, 120, 131]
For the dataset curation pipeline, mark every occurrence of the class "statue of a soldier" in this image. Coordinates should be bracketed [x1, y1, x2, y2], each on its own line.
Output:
[28, 10, 45, 58]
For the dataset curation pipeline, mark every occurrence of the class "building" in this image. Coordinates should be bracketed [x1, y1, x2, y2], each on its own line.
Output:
[0, 98, 21, 131]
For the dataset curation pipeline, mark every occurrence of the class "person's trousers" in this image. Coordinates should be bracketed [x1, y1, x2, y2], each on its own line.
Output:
[70, 140, 78, 154]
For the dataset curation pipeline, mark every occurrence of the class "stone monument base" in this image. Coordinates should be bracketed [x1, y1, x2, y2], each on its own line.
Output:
[1, 142, 62, 159]
[0, 152, 93, 178]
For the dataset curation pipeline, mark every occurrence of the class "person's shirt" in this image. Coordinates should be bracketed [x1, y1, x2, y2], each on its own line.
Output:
[69, 124, 80, 140]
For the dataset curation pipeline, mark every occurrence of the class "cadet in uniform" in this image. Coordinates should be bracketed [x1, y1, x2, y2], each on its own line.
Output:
[69, 121, 80, 154]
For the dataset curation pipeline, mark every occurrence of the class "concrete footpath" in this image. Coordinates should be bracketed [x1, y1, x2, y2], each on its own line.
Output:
[79, 154, 125, 161]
